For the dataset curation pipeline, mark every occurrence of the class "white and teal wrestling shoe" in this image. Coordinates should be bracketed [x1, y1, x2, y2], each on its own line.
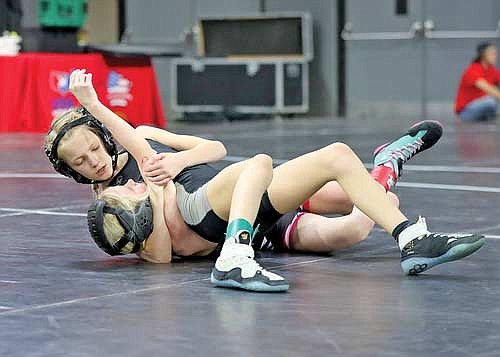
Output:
[211, 237, 289, 292]
[373, 120, 443, 177]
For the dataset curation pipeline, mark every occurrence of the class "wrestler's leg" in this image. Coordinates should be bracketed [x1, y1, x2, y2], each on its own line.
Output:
[267, 143, 484, 275]
[293, 193, 399, 253]
[284, 131, 487, 277]
[304, 181, 353, 215]
[300, 120, 445, 216]
[299, 168, 394, 215]
[204, 155, 289, 291]
[205, 154, 273, 223]
[267, 142, 406, 234]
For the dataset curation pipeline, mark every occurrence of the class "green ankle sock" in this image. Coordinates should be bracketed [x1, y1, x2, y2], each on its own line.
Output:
[226, 218, 254, 244]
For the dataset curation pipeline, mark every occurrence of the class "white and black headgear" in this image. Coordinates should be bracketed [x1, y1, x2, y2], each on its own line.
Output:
[87, 198, 154, 255]
[45, 107, 118, 184]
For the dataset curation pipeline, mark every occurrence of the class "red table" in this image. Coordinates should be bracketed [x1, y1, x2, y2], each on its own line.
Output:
[0, 53, 165, 132]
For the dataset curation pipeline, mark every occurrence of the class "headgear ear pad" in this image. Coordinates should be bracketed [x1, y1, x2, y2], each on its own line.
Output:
[87, 198, 154, 256]
[45, 107, 118, 184]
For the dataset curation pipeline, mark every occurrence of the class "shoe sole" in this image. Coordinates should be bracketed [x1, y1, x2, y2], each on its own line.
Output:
[210, 272, 289, 292]
[372, 120, 443, 158]
[407, 120, 443, 151]
[372, 120, 443, 157]
[409, 119, 442, 130]
[401, 237, 485, 275]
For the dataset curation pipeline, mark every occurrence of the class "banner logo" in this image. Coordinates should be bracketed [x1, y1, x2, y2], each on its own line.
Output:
[107, 71, 133, 107]
[51, 98, 76, 120]
[49, 71, 71, 95]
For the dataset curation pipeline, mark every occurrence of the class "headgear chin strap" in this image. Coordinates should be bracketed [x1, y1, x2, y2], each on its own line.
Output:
[87, 198, 154, 256]
[45, 107, 118, 184]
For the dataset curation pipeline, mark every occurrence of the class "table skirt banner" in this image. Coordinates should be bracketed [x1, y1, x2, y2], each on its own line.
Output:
[0, 53, 165, 133]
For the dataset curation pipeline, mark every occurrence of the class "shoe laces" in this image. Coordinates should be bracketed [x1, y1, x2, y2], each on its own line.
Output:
[388, 138, 424, 163]
[413, 216, 465, 241]
[235, 254, 265, 272]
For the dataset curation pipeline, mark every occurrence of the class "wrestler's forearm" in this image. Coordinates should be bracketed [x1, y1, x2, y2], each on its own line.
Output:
[175, 142, 227, 167]
[138, 196, 172, 263]
[70, 69, 154, 162]
[86, 101, 154, 161]
[136, 125, 227, 163]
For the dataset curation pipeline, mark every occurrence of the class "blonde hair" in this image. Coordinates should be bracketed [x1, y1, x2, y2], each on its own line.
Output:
[44, 107, 122, 196]
[44, 108, 89, 161]
[98, 187, 151, 254]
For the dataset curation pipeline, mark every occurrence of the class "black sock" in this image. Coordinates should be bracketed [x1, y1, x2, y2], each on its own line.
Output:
[392, 220, 412, 241]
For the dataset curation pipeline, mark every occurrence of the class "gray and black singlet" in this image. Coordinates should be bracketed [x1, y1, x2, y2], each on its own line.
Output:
[108, 139, 301, 251]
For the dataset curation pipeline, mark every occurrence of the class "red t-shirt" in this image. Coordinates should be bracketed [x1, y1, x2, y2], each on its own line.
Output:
[454, 62, 500, 113]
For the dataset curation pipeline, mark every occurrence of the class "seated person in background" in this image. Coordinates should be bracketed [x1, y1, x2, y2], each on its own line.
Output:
[455, 42, 500, 122]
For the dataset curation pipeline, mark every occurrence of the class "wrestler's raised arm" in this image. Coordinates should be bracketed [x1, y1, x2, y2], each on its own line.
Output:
[69, 69, 154, 164]
[70, 69, 172, 263]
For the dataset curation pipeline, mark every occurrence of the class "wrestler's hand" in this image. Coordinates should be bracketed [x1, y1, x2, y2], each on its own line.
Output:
[69, 69, 100, 109]
[143, 152, 187, 186]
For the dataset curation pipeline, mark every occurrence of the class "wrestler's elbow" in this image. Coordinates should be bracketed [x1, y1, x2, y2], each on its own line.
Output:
[134, 125, 153, 139]
[211, 140, 227, 159]
[138, 250, 172, 264]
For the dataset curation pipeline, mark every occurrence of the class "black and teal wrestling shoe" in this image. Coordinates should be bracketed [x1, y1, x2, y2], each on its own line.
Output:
[211, 237, 289, 292]
[399, 216, 485, 275]
[373, 120, 443, 177]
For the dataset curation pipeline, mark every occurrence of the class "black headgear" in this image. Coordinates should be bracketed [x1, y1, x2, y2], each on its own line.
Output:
[87, 198, 154, 256]
[45, 107, 118, 184]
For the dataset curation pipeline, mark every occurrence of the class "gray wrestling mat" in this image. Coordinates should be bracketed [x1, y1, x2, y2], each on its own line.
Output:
[1, 116, 499, 357]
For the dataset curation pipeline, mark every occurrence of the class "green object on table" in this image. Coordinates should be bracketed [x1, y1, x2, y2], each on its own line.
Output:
[38, 0, 87, 28]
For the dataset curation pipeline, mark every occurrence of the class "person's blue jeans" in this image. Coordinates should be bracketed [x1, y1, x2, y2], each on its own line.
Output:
[458, 96, 498, 122]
